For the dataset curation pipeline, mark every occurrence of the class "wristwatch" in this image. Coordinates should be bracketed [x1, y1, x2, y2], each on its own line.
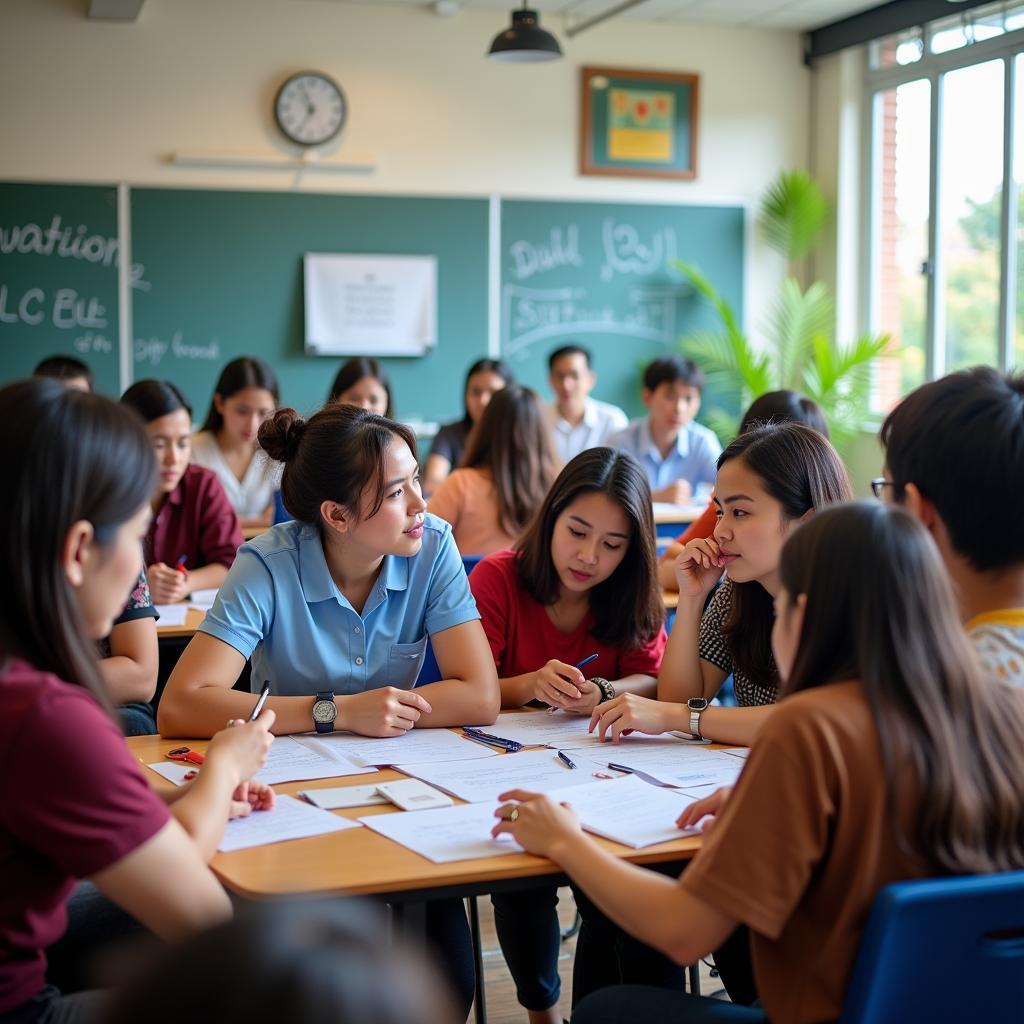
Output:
[312, 690, 338, 734]
[687, 697, 709, 739]
[590, 676, 615, 704]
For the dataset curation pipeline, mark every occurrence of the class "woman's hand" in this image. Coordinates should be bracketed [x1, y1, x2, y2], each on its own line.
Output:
[148, 562, 190, 604]
[491, 789, 583, 859]
[227, 780, 275, 818]
[589, 693, 682, 743]
[337, 687, 433, 737]
[205, 710, 276, 784]
[675, 538, 725, 603]
[677, 786, 733, 833]
[531, 660, 591, 710]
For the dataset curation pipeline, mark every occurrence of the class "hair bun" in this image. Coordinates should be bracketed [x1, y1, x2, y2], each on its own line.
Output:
[259, 408, 307, 463]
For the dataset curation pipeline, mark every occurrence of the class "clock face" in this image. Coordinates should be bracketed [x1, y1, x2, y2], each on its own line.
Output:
[274, 72, 346, 146]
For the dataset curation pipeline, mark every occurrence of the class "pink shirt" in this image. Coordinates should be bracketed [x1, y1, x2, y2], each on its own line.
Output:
[427, 468, 520, 557]
[146, 463, 243, 571]
[0, 658, 170, 1012]
[469, 548, 666, 681]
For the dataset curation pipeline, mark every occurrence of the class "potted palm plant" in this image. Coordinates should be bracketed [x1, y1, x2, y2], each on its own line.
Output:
[679, 170, 890, 452]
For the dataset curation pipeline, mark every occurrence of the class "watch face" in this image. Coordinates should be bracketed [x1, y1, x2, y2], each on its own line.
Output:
[274, 72, 346, 146]
[312, 698, 337, 724]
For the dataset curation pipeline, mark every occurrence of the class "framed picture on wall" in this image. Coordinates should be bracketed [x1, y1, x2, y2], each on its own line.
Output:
[579, 66, 699, 181]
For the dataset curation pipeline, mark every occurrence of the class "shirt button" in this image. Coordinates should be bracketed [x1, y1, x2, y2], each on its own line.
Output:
[353, 626, 361, 634]
[355, 656, 364, 666]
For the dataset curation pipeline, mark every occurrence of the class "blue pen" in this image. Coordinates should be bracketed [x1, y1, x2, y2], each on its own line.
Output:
[462, 727, 523, 753]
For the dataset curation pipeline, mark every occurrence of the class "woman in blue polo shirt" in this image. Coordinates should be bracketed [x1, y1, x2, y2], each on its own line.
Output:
[159, 401, 499, 1016]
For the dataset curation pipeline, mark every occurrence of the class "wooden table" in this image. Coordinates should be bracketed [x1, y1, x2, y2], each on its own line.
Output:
[127, 732, 702, 902]
[156, 606, 206, 640]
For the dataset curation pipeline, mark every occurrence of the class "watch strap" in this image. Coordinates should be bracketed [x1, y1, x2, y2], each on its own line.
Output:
[314, 690, 336, 734]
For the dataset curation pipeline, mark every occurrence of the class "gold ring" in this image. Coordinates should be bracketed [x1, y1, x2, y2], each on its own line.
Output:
[508, 807, 520, 823]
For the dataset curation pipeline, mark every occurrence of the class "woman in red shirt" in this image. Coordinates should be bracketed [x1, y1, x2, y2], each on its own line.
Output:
[0, 380, 271, 1024]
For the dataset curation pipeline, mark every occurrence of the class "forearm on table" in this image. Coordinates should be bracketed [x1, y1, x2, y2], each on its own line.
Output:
[549, 831, 727, 964]
[159, 687, 316, 738]
[98, 655, 157, 704]
[168, 758, 239, 861]
[698, 705, 774, 746]
[498, 672, 541, 708]
[412, 676, 500, 727]
[610, 674, 657, 698]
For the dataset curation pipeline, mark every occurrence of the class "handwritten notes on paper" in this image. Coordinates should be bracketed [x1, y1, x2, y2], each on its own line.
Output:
[309, 730, 499, 767]
[255, 737, 376, 785]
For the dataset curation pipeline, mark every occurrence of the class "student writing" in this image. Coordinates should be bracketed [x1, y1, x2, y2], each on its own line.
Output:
[594, 423, 851, 748]
[120, 380, 243, 605]
[191, 357, 281, 529]
[496, 502, 1024, 1024]
[428, 384, 558, 556]
[0, 380, 273, 1024]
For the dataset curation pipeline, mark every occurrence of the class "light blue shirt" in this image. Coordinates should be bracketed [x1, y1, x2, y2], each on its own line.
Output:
[608, 417, 722, 491]
[198, 514, 479, 696]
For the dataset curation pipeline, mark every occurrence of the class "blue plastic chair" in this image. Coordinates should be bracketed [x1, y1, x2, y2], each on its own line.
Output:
[272, 489, 292, 525]
[840, 870, 1024, 1022]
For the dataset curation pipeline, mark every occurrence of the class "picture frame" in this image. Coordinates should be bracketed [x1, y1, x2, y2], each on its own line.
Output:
[579, 66, 699, 181]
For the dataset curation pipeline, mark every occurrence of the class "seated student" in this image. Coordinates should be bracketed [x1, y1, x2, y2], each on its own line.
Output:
[33, 354, 93, 393]
[470, 448, 670, 1024]
[100, 570, 160, 736]
[102, 901, 456, 1024]
[327, 356, 393, 416]
[158, 403, 500, 1019]
[192, 357, 281, 529]
[423, 357, 514, 496]
[428, 385, 558, 556]
[880, 367, 1024, 685]
[593, 423, 851, 750]
[658, 390, 829, 590]
[608, 356, 721, 505]
[545, 345, 628, 463]
[0, 379, 275, 1024]
[120, 380, 243, 605]
[497, 502, 1024, 1024]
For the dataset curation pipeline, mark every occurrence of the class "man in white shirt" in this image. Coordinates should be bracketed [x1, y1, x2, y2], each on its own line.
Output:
[545, 344, 628, 463]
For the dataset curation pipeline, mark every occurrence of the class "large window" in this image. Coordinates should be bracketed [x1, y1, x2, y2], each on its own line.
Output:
[867, 1, 1024, 404]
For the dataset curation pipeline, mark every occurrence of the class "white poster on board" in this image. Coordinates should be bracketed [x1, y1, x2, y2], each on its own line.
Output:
[303, 253, 437, 357]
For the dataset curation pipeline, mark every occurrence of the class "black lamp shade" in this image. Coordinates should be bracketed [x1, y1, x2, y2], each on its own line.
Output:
[488, 8, 563, 62]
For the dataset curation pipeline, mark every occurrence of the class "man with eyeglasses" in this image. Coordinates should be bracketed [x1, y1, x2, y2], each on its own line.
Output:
[878, 367, 1024, 687]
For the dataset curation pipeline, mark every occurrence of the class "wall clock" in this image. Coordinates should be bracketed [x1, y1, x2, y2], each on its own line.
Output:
[274, 71, 347, 146]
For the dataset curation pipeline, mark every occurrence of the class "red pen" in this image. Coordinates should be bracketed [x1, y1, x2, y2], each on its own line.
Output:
[167, 746, 205, 765]
[174, 554, 188, 576]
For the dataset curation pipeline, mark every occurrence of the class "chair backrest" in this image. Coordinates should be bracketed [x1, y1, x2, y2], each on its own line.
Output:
[461, 554, 483, 576]
[272, 489, 292, 526]
[840, 871, 1024, 1023]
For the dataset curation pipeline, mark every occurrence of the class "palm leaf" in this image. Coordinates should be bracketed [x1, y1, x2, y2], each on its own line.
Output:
[759, 171, 830, 264]
[765, 279, 834, 391]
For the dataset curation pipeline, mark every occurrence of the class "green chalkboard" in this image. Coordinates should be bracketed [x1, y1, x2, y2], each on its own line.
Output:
[0, 182, 122, 394]
[499, 199, 744, 420]
[130, 188, 490, 427]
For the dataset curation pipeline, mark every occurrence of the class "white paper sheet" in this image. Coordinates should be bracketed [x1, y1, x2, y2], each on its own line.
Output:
[217, 795, 361, 853]
[721, 747, 749, 759]
[398, 749, 607, 803]
[146, 761, 196, 786]
[478, 711, 595, 748]
[550, 775, 700, 849]
[153, 604, 190, 626]
[300, 785, 390, 810]
[255, 736, 376, 785]
[591, 740, 745, 790]
[188, 588, 219, 610]
[358, 803, 524, 863]
[308, 729, 499, 767]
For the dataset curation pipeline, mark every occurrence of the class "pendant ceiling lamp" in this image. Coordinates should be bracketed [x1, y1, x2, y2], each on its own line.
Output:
[487, 3, 563, 62]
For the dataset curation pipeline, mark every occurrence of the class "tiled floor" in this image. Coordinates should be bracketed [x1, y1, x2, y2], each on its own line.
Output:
[470, 888, 728, 1024]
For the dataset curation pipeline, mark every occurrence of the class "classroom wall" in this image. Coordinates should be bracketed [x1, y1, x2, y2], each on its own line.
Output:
[0, 0, 810, 350]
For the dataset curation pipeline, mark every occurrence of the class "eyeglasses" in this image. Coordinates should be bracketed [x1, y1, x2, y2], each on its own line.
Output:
[870, 478, 895, 499]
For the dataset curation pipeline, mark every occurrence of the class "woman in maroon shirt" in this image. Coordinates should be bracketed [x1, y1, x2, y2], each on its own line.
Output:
[121, 380, 243, 605]
[0, 380, 271, 1024]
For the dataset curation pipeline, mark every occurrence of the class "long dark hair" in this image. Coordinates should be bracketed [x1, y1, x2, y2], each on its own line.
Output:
[327, 357, 393, 418]
[460, 385, 558, 538]
[516, 448, 663, 650]
[459, 358, 514, 428]
[259, 405, 418, 524]
[120, 379, 192, 423]
[102, 899, 456, 1024]
[719, 423, 852, 687]
[779, 502, 1024, 874]
[200, 357, 280, 434]
[0, 379, 156, 709]
[739, 389, 828, 439]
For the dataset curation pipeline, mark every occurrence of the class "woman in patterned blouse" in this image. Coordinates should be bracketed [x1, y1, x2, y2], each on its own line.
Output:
[592, 422, 852, 748]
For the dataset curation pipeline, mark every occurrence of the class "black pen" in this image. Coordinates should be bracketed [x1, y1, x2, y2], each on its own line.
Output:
[557, 750, 577, 770]
[248, 681, 271, 722]
[607, 762, 635, 774]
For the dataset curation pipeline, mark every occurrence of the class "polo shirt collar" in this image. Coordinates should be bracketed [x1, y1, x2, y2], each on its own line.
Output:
[297, 525, 411, 605]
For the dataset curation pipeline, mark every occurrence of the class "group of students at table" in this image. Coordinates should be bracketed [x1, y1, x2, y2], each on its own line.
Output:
[3, 345, 1024, 1024]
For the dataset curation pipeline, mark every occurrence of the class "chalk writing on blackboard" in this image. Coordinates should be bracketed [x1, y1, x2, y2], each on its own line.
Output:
[600, 220, 677, 283]
[135, 331, 221, 367]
